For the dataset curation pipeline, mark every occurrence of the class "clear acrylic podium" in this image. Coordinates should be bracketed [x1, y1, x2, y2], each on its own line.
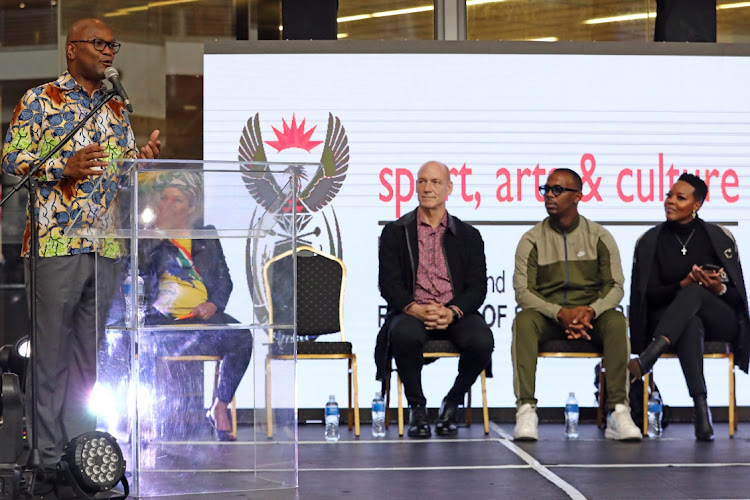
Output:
[65, 159, 312, 497]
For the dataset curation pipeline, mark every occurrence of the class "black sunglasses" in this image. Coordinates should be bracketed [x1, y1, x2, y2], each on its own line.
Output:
[70, 38, 121, 54]
[539, 184, 579, 197]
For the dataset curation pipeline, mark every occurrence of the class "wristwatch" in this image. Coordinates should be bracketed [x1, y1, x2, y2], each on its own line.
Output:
[451, 308, 459, 324]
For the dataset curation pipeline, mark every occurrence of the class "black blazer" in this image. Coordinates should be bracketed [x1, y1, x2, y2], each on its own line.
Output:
[375, 208, 489, 381]
[629, 219, 750, 372]
[140, 225, 233, 316]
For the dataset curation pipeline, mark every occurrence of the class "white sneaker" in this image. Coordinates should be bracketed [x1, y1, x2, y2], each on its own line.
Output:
[605, 404, 643, 441]
[513, 403, 538, 441]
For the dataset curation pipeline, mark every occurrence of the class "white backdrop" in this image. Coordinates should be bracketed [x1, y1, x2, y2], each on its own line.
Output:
[203, 44, 750, 410]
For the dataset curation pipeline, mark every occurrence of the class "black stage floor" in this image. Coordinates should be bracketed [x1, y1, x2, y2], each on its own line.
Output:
[29, 421, 750, 500]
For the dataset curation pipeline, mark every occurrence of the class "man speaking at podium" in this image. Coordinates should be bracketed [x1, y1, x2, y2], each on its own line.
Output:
[1, 18, 161, 468]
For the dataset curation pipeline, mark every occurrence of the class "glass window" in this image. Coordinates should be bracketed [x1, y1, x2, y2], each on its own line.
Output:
[717, 2, 750, 42]
[0, 2, 58, 47]
[338, 1, 434, 40]
[468, 0, 655, 42]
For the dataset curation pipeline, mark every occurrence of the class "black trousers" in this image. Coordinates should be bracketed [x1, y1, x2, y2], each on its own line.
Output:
[649, 283, 738, 398]
[147, 311, 253, 403]
[389, 312, 494, 407]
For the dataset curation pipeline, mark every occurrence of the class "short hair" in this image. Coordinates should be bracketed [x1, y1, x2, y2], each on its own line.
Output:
[678, 173, 708, 203]
[552, 168, 583, 191]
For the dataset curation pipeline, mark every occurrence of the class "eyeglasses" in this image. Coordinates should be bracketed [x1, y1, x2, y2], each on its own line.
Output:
[70, 38, 121, 54]
[539, 184, 580, 197]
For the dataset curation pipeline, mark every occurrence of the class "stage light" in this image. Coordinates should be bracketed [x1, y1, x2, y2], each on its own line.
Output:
[59, 431, 126, 496]
[15, 336, 29, 358]
[89, 382, 117, 417]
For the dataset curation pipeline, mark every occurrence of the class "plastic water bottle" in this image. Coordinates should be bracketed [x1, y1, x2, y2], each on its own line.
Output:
[124, 272, 146, 327]
[564, 392, 579, 439]
[371, 392, 386, 438]
[325, 395, 340, 441]
[648, 391, 663, 438]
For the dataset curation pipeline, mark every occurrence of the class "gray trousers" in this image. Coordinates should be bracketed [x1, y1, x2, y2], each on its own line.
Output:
[25, 253, 117, 465]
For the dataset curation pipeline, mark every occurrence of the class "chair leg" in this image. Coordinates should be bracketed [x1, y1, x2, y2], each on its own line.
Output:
[384, 375, 391, 429]
[466, 388, 472, 427]
[347, 358, 353, 432]
[729, 353, 736, 438]
[230, 396, 238, 439]
[266, 355, 273, 439]
[481, 370, 489, 435]
[642, 373, 650, 436]
[351, 354, 360, 437]
[212, 361, 221, 402]
[397, 374, 404, 437]
[597, 365, 606, 429]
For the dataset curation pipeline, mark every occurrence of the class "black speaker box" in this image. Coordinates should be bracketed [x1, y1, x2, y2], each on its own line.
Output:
[655, 0, 716, 42]
[282, 0, 338, 40]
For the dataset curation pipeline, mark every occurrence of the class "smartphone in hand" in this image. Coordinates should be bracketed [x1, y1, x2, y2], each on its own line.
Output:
[702, 263, 729, 283]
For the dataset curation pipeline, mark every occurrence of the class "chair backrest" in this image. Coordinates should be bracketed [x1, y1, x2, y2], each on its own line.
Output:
[264, 245, 346, 342]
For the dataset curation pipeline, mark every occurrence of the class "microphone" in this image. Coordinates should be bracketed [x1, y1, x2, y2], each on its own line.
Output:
[104, 67, 133, 113]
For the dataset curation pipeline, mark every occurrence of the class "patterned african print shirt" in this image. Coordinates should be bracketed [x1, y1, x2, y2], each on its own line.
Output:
[1, 70, 137, 258]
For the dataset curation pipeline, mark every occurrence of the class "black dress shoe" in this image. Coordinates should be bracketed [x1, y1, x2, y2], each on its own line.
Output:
[694, 395, 714, 441]
[435, 400, 459, 436]
[407, 405, 431, 438]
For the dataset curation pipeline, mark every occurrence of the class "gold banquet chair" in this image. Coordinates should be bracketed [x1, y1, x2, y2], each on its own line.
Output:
[264, 245, 360, 438]
[641, 341, 737, 438]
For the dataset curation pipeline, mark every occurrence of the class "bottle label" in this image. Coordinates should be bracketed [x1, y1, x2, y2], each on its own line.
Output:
[325, 406, 339, 417]
[648, 403, 662, 412]
[565, 404, 579, 412]
[373, 402, 385, 412]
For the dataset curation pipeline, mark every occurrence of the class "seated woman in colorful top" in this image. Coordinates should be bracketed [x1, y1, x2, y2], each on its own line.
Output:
[141, 176, 252, 441]
[629, 173, 750, 441]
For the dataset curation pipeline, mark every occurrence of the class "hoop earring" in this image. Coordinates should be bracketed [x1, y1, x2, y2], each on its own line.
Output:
[692, 210, 697, 219]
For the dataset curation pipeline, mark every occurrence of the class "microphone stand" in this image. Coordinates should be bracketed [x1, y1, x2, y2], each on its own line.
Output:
[0, 89, 118, 490]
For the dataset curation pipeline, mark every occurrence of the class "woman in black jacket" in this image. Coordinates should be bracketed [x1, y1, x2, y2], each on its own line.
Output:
[141, 179, 252, 441]
[629, 173, 750, 441]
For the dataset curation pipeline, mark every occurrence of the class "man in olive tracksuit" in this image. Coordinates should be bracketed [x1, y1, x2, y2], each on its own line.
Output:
[511, 168, 641, 441]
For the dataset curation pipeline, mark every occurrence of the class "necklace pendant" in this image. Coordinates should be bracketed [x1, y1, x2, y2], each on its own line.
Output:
[674, 229, 695, 257]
